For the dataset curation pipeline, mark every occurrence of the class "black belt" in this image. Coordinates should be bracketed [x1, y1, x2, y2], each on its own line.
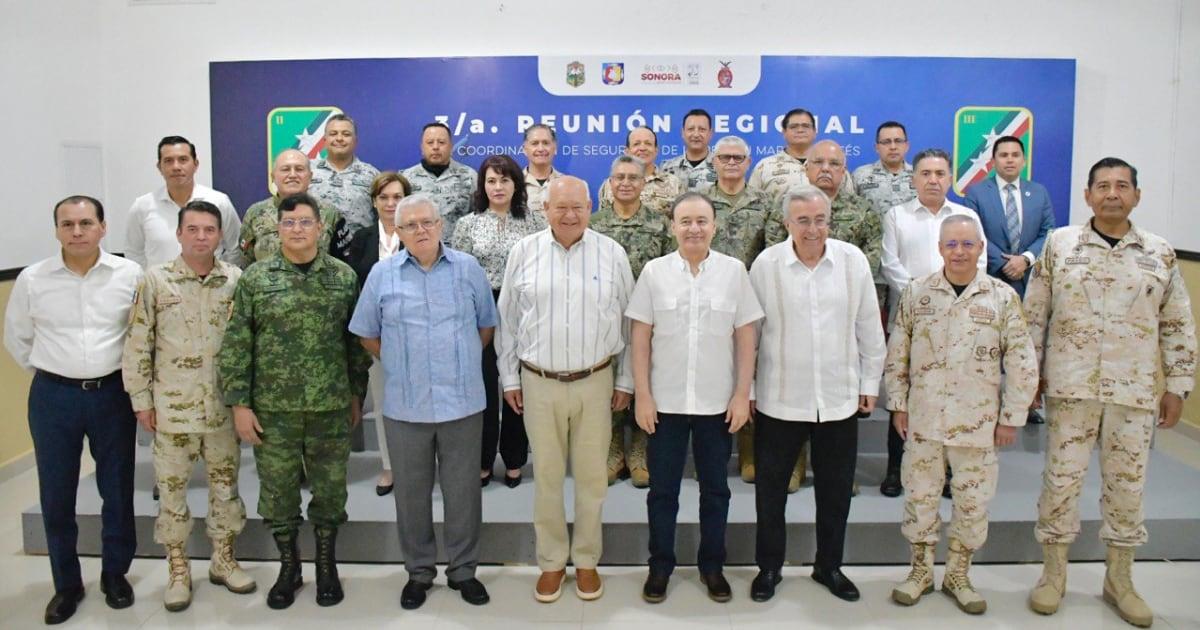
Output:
[37, 369, 121, 391]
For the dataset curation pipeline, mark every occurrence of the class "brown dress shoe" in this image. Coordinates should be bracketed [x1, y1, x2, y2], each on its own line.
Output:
[534, 570, 566, 603]
[575, 568, 604, 600]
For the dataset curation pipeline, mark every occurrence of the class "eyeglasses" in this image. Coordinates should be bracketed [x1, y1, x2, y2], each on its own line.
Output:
[279, 218, 318, 231]
[877, 138, 908, 146]
[941, 239, 979, 250]
[716, 154, 747, 164]
[808, 158, 845, 170]
[398, 219, 440, 233]
[611, 174, 644, 182]
[789, 217, 829, 228]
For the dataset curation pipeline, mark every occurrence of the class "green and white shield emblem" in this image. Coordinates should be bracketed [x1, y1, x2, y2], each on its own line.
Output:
[953, 106, 1033, 196]
[266, 106, 342, 187]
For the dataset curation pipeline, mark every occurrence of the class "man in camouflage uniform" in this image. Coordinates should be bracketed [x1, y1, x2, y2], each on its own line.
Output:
[597, 127, 684, 215]
[239, 149, 343, 267]
[402, 122, 477, 239]
[749, 108, 855, 204]
[885, 215, 1037, 615]
[852, 121, 915, 216]
[1025, 158, 1196, 628]
[219, 192, 371, 610]
[123, 201, 256, 611]
[660, 109, 717, 191]
[592, 155, 673, 487]
[522, 124, 566, 216]
[309, 113, 380, 246]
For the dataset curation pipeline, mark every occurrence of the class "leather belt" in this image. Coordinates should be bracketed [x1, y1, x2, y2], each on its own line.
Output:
[37, 369, 121, 391]
[521, 357, 612, 383]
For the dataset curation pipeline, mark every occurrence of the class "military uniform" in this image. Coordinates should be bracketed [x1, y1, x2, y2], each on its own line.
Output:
[401, 160, 478, 239]
[238, 196, 343, 268]
[123, 257, 246, 546]
[523, 166, 564, 216]
[309, 157, 380, 236]
[851, 160, 915, 216]
[1026, 222, 1196, 547]
[660, 153, 718, 191]
[701, 183, 771, 270]
[748, 150, 856, 207]
[218, 251, 371, 537]
[598, 168, 684, 216]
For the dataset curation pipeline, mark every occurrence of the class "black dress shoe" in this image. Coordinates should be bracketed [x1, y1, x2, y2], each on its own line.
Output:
[700, 572, 732, 603]
[811, 566, 860, 602]
[503, 472, 522, 488]
[942, 480, 953, 499]
[375, 482, 394, 496]
[448, 577, 490, 605]
[152, 485, 160, 501]
[401, 580, 433, 610]
[44, 587, 85, 625]
[750, 569, 782, 602]
[480, 472, 493, 487]
[642, 573, 669, 603]
[100, 572, 134, 609]
[1027, 410, 1045, 425]
[880, 469, 903, 497]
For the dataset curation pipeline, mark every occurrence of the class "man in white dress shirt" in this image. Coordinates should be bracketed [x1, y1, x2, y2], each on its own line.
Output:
[125, 136, 242, 267]
[497, 176, 634, 604]
[748, 186, 886, 604]
[5, 196, 144, 625]
[628, 192, 763, 604]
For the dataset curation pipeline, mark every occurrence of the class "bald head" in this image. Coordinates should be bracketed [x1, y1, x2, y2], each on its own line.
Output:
[272, 149, 312, 196]
[545, 176, 591, 246]
[804, 140, 847, 197]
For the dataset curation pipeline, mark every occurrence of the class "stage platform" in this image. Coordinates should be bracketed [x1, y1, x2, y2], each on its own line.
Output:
[22, 413, 1200, 566]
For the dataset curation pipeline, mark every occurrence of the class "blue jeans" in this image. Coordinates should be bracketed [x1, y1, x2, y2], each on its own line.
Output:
[646, 412, 732, 576]
[27, 371, 136, 591]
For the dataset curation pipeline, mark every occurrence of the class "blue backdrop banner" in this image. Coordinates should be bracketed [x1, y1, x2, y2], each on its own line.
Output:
[210, 55, 1076, 224]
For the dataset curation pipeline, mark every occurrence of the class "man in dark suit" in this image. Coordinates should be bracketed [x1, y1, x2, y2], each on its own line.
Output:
[964, 135, 1054, 424]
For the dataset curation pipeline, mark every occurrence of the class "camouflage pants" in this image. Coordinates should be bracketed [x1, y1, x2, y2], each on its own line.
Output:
[254, 408, 351, 535]
[152, 429, 246, 546]
[1035, 397, 1153, 547]
[610, 408, 648, 459]
[901, 437, 998, 551]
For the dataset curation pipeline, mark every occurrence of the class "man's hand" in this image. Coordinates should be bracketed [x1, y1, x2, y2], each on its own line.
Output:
[892, 411, 909, 440]
[634, 394, 658, 434]
[1159, 392, 1184, 428]
[858, 395, 877, 415]
[995, 424, 1017, 447]
[726, 392, 752, 433]
[349, 396, 362, 429]
[1001, 254, 1030, 280]
[504, 389, 524, 414]
[233, 406, 263, 446]
[135, 409, 156, 433]
[612, 390, 632, 412]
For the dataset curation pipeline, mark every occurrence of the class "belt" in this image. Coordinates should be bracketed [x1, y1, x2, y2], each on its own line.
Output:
[37, 369, 121, 391]
[520, 357, 612, 383]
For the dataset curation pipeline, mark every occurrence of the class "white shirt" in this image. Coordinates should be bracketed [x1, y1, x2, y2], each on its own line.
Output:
[125, 184, 242, 267]
[4, 250, 143, 378]
[377, 222, 402, 260]
[626, 250, 764, 415]
[881, 197, 988, 314]
[497, 229, 636, 393]
[749, 238, 886, 422]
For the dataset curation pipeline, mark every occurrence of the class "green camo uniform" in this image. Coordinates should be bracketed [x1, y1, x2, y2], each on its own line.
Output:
[238, 196, 342, 268]
[598, 169, 684, 216]
[590, 201, 673, 279]
[701, 183, 771, 269]
[218, 251, 370, 535]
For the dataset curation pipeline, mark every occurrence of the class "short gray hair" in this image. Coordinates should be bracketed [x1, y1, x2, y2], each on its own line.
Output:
[939, 214, 982, 240]
[396, 194, 439, 221]
[779, 185, 831, 220]
[610, 154, 646, 175]
[714, 135, 750, 155]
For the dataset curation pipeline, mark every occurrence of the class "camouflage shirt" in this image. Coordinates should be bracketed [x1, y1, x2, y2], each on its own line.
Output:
[700, 182, 772, 269]
[218, 251, 371, 412]
[852, 160, 915, 216]
[123, 257, 241, 433]
[598, 168, 684, 216]
[748, 149, 856, 206]
[401, 160, 478, 239]
[238, 196, 342, 268]
[885, 271, 1038, 448]
[589, 201, 673, 279]
[766, 191, 884, 288]
[523, 166, 564, 216]
[309, 157, 380, 235]
[660, 153, 718, 191]
[1024, 221, 1197, 409]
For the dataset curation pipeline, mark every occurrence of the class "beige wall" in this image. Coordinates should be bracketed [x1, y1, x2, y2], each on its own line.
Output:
[0, 280, 33, 468]
[1179, 259, 1200, 429]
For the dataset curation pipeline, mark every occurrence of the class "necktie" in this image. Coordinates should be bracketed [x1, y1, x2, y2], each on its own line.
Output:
[1004, 183, 1020, 254]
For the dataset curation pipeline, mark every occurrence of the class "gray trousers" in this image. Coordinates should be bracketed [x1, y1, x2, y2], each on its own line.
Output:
[383, 412, 483, 584]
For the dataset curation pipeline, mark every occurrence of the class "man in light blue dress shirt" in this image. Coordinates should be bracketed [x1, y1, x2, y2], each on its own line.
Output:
[349, 195, 497, 611]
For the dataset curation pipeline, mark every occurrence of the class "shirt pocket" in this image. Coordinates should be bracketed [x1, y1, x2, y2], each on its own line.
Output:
[707, 298, 737, 335]
[968, 322, 1003, 386]
[652, 297, 679, 336]
[1129, 267, 1169, 315]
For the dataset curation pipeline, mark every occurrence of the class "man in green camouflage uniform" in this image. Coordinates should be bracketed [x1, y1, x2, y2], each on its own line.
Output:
[660, 109, 717, 191]
[1025, 158, 1196, 627]
[123, 201, 256, 612]
[239, 149, 343, 267]
[597, 127, 684, 216]
[219, 192, 370, 611]
[592, 155, 674, 488]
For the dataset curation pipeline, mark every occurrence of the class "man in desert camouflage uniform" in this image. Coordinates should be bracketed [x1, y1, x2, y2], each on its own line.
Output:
[592, 155, 673, 488]
[750, 108, 855, 204]
[402, 122, 477, 239]
[522, 124, 566, 215]
[660, 109, 717, 191]
[885, 214, 1037, 615]
[598, 127, 684, 216]
[219, 193, 371, 611]
[1025, 158, 1196, 628]
[309, 113, 380, 243]
[123, 201, 257, 612]
[239, 149, 343, 267]
[852, 121, 916, 216]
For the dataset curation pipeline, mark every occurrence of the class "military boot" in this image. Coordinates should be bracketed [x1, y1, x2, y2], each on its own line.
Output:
[941, 538, 986, 614]
[209, 535, 257, 594]
[314, 527, 344, 607]
[607, 420, 627, 484]
[738, 426, 755, 482]
[628, 429, 650, 488]
[163, 543, 192, 612]
[1103, 546, 1153, 627]
[1029, 543, 1069, 615]
[892, 542, 934, 606]
[267, 531, 302, 610]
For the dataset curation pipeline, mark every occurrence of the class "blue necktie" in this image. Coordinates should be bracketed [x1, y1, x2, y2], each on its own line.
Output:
[1004, 183, 1020, 254]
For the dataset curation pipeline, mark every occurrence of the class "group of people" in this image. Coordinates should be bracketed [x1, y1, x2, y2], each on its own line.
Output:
[3, 107, 1195, 630]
